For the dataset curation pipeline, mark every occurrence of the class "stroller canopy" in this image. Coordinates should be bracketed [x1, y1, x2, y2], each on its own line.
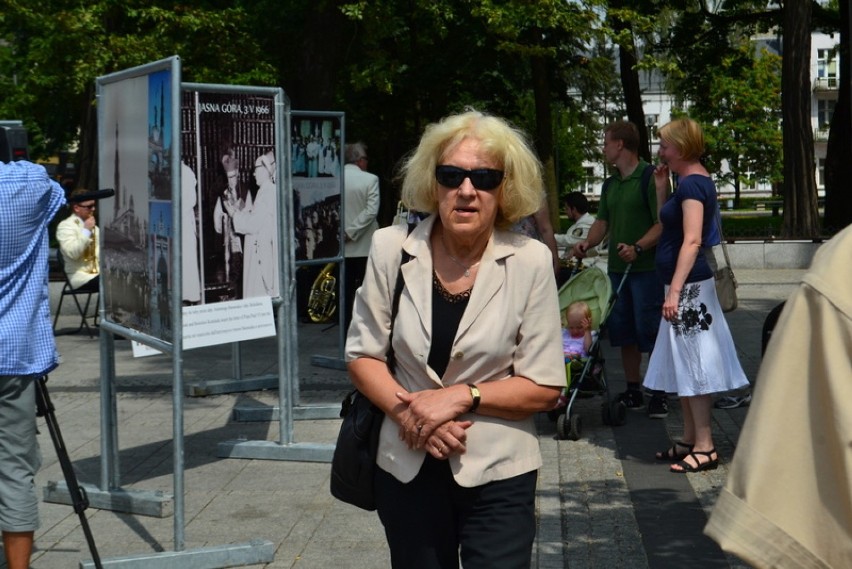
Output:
[557, 266, 612, 331]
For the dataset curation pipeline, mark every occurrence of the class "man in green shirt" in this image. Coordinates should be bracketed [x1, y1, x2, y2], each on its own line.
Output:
[573, 120, 667, 418]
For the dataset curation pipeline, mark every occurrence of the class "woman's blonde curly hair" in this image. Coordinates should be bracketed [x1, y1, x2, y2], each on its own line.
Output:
[398, 109, 544, 229]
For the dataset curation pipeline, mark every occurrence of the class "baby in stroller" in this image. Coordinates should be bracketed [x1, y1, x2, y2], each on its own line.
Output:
[562, 300, 593, 360]
[552, 301, 598, 413]
[550, 266, 627, 439]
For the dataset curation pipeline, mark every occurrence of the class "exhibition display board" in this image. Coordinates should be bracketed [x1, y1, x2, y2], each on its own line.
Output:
[42, 56, 339, 568]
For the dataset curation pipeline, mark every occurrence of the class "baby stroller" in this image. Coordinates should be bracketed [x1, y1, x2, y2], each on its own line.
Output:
[550, 264, 631, 440]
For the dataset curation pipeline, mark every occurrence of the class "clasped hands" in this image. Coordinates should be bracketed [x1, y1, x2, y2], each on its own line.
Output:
[396, 387, 472, 461]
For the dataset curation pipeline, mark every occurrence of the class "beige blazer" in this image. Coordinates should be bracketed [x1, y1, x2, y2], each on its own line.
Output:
[345, 215, 565, 487]
[705, 225, 852, 568]
[343, 163, 380, 258]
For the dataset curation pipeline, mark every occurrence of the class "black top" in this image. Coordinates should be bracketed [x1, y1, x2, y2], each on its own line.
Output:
[427, 271, 471, 378]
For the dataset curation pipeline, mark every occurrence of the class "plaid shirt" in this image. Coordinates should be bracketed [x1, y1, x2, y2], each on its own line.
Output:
[0, 161, 65, 376]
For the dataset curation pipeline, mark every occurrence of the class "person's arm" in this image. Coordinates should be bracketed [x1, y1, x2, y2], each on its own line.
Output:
[398, 242, 562, 440]
[554, 218, 591, 249]
[345, 175, 380, 241]
[616, 222, 662, 263]
[532, 204, 559, 274]
[615, 170, 664, 263]
[573, 218, 608, 258]
[56, 218, 92, 261]
[662, 199, 704, 322]
[653, 163, 671, 219]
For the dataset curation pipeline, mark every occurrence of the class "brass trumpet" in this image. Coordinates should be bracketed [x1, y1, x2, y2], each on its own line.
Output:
[307, 262, 338, 323]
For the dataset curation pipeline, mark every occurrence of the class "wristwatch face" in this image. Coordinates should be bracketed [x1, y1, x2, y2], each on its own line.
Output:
[634, 244, 643, 254]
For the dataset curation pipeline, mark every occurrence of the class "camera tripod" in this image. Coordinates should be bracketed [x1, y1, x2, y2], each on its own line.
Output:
[34, 375, 103, 569]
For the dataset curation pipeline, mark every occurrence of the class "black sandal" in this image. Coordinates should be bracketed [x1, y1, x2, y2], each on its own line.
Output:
[655, 441, 694, 462]
[670, 449, 719, 473]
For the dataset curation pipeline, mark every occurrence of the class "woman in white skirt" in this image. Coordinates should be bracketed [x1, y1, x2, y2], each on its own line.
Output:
[644, 118, 749, 473]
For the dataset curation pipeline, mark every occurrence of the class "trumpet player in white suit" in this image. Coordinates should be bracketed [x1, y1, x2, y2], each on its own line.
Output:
[56, 188, 100, 291]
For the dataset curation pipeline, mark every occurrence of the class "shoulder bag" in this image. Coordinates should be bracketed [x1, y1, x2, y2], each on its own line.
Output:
[713, 213, 738, 312]
[330, 232, 411, 511]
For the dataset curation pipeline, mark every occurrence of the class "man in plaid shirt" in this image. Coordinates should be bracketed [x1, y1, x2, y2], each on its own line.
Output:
[0, 159, 64, 569]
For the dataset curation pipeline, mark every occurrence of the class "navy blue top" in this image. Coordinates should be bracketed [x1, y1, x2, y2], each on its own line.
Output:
[655, 174, 719, 285]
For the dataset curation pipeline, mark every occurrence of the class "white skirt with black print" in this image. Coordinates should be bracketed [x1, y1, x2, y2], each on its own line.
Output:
[644, 276, 749, 397]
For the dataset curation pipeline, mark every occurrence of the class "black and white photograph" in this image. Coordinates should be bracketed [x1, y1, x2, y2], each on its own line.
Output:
[291, 115, 342, 262]
[99, 66, 174, 342]
[182, 90, 280, 303]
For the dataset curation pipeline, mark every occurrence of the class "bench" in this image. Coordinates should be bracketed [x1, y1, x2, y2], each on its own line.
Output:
[755, 200, 783, 216]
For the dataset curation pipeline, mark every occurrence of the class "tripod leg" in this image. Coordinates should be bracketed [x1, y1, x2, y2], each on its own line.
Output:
[34, 376, 103, 569]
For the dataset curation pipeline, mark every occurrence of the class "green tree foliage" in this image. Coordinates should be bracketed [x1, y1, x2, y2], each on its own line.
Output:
[0, 0, 275, 187]
[672, 44, 783, 207]
[332, 0, 604, 224]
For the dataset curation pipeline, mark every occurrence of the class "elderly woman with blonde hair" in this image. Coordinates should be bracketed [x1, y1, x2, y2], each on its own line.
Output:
[345, 110, 564, 569]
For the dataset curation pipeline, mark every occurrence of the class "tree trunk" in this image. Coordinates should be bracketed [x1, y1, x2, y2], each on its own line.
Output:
[609, 0, 650, 163]
[531, 50, 559, 228]
[76, 85, 98, 192]
[732, 156, 741, 207]
[823, 0, 852, 233]
[781, 0, 819, 238]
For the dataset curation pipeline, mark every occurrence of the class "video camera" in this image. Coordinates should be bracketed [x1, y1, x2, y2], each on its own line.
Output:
[0, 121, 29, 162]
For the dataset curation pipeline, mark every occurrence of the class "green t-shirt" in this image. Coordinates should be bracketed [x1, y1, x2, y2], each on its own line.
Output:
[596, 160, 658, 273]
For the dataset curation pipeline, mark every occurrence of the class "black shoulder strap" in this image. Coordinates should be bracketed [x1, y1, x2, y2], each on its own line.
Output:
[386, 223, 415, 372]
[639, 163, 656, 218]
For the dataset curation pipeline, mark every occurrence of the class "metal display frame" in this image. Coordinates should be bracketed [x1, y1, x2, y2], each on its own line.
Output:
[228, 110, 347, 425]
[185, 111, 346, 427]
[43, 57, 276, 568]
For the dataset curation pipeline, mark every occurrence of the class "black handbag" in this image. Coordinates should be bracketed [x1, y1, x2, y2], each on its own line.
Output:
[329, 390, 385, 510]
[330, 242, 410, 511]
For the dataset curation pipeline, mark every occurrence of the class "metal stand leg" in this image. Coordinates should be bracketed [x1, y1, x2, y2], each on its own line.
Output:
[35, 375, 104, 569]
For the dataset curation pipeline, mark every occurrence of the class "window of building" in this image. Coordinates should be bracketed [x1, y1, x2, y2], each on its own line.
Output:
[818, 99, 836, 128]
[582, 167, 596, 194]
[817, 49, 838, 88]
[816, 158, 825, 189]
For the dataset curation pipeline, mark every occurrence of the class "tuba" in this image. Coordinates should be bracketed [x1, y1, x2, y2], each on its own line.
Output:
[307, 262, 338, 323]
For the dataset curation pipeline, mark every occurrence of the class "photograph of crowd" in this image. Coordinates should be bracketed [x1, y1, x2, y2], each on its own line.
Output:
[292, 115, 342, 262]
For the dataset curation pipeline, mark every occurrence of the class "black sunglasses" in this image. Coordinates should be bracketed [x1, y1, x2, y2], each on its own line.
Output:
[435, 165, 504, 191]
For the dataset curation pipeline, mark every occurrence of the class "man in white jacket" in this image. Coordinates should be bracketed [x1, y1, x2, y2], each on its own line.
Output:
[56, 189, 100, 291]
[343, 142, 380, 330]
[555, 192, 606, 273]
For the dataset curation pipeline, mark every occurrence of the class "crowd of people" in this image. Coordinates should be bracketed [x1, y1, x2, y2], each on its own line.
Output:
[5, 106, 843, 569]
[341, 111, 781, 567]
[292, 135, 341, 178]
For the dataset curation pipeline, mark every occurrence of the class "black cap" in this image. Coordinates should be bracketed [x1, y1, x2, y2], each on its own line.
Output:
[67, 188, 115, 203]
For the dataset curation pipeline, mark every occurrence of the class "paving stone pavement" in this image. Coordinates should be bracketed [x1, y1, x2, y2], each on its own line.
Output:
[2, 269, 802, 568]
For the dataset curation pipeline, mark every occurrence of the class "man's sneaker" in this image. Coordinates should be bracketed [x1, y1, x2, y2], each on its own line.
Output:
[617, 388, 645, 409]
[714, 393, 752, 409]
[647, 395, 669, 419]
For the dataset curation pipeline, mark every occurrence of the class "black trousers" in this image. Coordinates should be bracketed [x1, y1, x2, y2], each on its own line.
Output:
[344, 256, 368, 331]
[375, 456, 537, 569]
